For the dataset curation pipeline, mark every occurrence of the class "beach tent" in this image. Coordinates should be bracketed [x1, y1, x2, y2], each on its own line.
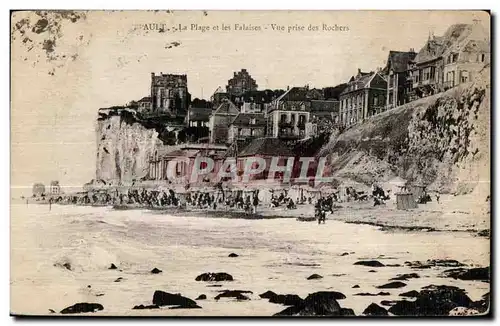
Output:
[396, 190, 418, 210]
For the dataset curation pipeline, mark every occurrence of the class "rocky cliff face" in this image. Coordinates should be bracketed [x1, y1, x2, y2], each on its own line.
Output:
[320, 65, 490, 195]
[95, 110, 164, 185]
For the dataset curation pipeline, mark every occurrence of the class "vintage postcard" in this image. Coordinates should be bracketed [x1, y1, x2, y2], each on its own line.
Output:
[10, 10, 490, 317]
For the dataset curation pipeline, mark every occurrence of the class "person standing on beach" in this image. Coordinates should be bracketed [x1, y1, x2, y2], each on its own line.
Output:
[49, 197, 53, 211]
[252, 192, 258, 214]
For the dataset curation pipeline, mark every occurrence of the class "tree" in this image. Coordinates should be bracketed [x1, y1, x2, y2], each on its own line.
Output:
[32, 183, 46, 197]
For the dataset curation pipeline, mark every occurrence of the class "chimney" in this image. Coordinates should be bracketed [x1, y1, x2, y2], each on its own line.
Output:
[287, 86, 290, 91]
[357, 68, 361, 75]
[151, 72, 155, 78]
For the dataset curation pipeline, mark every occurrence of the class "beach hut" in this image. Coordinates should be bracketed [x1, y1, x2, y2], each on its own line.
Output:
[409, 184, 427, 201]
[395, 186, 418, 210]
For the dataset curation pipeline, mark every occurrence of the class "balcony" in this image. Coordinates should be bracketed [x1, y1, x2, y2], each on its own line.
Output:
[278, 121, 294, 128]
[278, 130, 301, 140]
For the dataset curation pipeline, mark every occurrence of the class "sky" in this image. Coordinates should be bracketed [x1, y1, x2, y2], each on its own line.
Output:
[10, 10, 490, 193]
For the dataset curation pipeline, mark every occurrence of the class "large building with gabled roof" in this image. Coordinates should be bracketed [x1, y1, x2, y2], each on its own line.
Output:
[338, 69, 387, 127]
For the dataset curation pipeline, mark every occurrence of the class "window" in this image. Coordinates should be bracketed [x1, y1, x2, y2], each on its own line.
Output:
[374, 96, 378, 106]
[452, 53, 458, 62]
[250, 118, 256, 125]
[280, 114, 287, 123]
[460, 71, 469, 83]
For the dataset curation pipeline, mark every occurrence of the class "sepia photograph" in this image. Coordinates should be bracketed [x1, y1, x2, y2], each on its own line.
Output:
[10, 10, 491, 317]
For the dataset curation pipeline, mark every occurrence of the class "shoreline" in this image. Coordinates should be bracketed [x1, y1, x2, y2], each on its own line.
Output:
[17, 199, 490, 237]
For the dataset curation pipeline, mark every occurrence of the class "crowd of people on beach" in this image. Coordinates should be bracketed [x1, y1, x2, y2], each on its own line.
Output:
[26, 180, 417, 224]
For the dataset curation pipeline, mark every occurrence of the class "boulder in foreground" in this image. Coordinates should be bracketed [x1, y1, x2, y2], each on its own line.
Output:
[354, 260, 385, 267]
[441, 267, 489, 282]
[215, 290, 253, 301]
[377, 281, 407, 289]
[362, 303, 388, 316]
[274, 291, 351, 316]
[195, 272, 233, 282]
[152, 290, 200, 309]
[388, 285, 473, 316]
[60, 303, 103, 314]
[132, 304, 159, 310]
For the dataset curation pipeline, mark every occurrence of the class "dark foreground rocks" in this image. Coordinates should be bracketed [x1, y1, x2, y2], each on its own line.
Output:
[377, 281, 407, 289]
[405, 259, 465, 269]
[108, 263, 118, 270]
[60, 303, 104, 314]
[399, 290, 420, 298]
[196, 294, 207, 300]
[133, 304, 159, 310]
[390, 273, 420, 281]
[259, 290, 303, 306]
[354, 292, 390, 296]
[195, 272, 234, 282]
[150, 267, 162, 274]
[274, 291, 353, 316]
[259, 290, 277, 299]
[270, 294, 304, 306]
[362, 303, 388, 316]
[215, 290, 253, 301]
[228, 253, 239, 257]
[440, 267, 489, 282]
[152, 290, 201, 309]
[307, 274, 323, 280]
[388, 285, 482, 316]
[354, 260, 385, 267]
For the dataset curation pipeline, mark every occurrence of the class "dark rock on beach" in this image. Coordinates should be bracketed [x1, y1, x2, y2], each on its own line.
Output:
[440, 267, 489, 282]
[259, 290, 277, 299]
[150, 267, 162, 274]
[228, 253, 239, 257]
[340, 308, 356, 316]
[132, 304, 159, 310]
[60, 303, 104, 314]
[390, 273, 420, 281]
[215, 290, 253, 301]
[108, 263, 117, 270]
[114, 277, 123, 282]
[405, 259, 465, 269]
[399, 290, 420, 298]
[388, 285, 472, 316]
[377, 281, 407, 289]
[307, 274, 323, 280]
[274, 291, 350, 316]
[368, 270, 377, 273]
[340, 252, 350, 256]
[269, 294, 304, 306]
[469, 292, 490, 314]
[196, 294, 207, 300]
[354, 292, 390, 297]
[152, 290, 200, 308]
[352, 285, 360, 289]
[195, 272, 233, 282]
[354, 260, 385, 267]
[363, 303, 388, 316]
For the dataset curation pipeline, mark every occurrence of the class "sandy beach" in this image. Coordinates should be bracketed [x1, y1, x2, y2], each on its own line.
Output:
[10, 199, 490, 316]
